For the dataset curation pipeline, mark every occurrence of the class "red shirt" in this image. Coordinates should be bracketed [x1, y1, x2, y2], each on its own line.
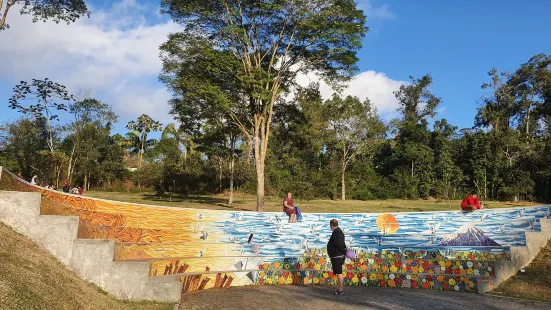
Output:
[461, 195, 481, 209]
[283, 197, 294, 212]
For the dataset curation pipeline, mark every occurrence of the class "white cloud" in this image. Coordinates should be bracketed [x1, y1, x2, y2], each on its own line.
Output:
[294, 70, 407, 120]
[356, 0, 396, 20]
[0, 1, 180, 125]
[0, 0, 401, 127]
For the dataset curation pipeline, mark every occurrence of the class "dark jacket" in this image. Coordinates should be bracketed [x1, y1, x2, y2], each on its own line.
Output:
[327, 227, 346, 258]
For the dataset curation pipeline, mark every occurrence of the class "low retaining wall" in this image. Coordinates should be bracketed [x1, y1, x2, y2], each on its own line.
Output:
[1, 166, 550, 299]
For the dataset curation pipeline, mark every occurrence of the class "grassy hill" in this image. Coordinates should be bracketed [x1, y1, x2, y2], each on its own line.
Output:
[0, 222, 173, 310]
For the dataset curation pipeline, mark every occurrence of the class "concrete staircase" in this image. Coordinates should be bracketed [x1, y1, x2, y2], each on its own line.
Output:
[0, 191, 182, 303]
[478, 217, 551, 292]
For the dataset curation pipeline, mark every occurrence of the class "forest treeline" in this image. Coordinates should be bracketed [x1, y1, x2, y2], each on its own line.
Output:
[1, 53, 550, 203]
[0, 1, 550, 206]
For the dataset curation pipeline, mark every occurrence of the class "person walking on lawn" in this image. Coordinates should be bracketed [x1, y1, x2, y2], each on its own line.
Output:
[327, 219, 346, 295]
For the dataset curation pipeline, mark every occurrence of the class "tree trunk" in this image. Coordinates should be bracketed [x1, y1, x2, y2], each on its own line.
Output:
[139, 133, 145, 168]
[67, 144, 76, 181]
[56, 164, 61, 189]
[526, 106, 530, 135]
[228, 145, 235, 205]
[46, 110, 55, 153]
[341, 147, 347, 201]
[341, 165, 346, 201]
[83, 174, 88, 192]
[253, 115, 269, 212]
[411, 160, 414, 177]
[218, 157, 223, 194]
[255, 164, 265, 211]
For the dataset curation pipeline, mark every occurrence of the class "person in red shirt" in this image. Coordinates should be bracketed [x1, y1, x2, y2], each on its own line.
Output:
[461, 191, 483, 211]
[283, 192, 297, 223]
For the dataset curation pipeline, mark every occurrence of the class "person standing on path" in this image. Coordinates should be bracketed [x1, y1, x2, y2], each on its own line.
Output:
[327, 219, 346, 295]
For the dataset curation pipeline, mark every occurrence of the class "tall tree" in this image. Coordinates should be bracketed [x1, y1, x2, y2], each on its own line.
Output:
[126, 114, 163, 168]
[161, 0, 367, 211]
[1, 0, 90, 31]
[65, 98, 117, 183]
[9, 78, 75, 153]
[391, 74, 441, 198]
[326, 95, 386, 200]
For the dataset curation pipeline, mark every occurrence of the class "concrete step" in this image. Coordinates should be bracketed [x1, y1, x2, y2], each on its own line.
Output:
[0, 191, 42, 233]
[32, 215, 79, 266]
[70, 238, 182, 302]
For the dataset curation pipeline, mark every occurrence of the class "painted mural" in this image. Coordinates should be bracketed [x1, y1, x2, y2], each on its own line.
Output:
[1, 167, 550, 294]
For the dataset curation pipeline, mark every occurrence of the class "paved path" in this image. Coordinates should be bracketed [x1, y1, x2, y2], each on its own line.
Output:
[180, 286, 551, 310]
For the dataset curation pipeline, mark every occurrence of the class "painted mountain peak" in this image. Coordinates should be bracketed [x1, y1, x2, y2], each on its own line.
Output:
[439, 223, 500, 246]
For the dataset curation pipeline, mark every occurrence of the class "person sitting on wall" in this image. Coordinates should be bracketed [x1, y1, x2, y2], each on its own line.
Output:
[62, 180, 70, 193]
[283, 192, 298, 223]
[461, 191, 483, 211]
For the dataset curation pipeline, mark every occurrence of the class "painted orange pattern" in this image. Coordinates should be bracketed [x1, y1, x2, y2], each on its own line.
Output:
[376, 214, 399, 234]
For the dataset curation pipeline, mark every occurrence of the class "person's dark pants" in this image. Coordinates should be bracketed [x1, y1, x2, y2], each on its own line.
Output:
[330, 256, 345, 275]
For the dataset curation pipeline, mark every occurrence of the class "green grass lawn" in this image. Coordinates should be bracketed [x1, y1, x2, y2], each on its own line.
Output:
[84, 191, 539, 213]
[491, 240, 551, 302]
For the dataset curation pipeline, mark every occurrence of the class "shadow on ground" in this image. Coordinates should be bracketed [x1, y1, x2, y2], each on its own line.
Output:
[140, 194, 251, 211]
[180, 285, 551, 310]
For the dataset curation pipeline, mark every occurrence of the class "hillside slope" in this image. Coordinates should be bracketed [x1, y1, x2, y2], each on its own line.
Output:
[0, 222, 173, 310]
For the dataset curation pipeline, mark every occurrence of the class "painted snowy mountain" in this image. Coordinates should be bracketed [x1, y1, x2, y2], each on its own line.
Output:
[439, 223, 500, 246]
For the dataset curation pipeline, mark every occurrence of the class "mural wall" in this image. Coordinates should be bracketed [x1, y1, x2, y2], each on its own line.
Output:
[1, 168, 549, 293]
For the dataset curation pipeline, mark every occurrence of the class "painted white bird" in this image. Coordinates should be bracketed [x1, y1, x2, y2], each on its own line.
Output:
[431, 213, 437, 220]
[195, 246, 207, 257]
[275, 215, 281, 223]
[229, 235, 236, 243]
[438, 249, 454, 259]
[318, 215, 323, 222]
[429, 223, 441, 234]
[301, 237, 309, 250]
[366, 246, 378, 254]
[442, 216, 450, 223]
[398, 247, 405, 255]
[355, 215, 366, 225]
[528, 221, 536, 230]
[236, 213, 244, 221]
[477, 213, 488, 222]
[309, 224, 322, 234]
[544, 209, 550, 219]
[196, 213, 204, 220]
[496, 225, 505, 232]
[199, 230, 208, 240]
[517, 210, 525, 218]
[372, 236, 383, 246]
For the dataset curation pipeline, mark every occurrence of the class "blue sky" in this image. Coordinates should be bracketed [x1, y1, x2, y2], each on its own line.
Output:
[0, 0, 550, 134]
